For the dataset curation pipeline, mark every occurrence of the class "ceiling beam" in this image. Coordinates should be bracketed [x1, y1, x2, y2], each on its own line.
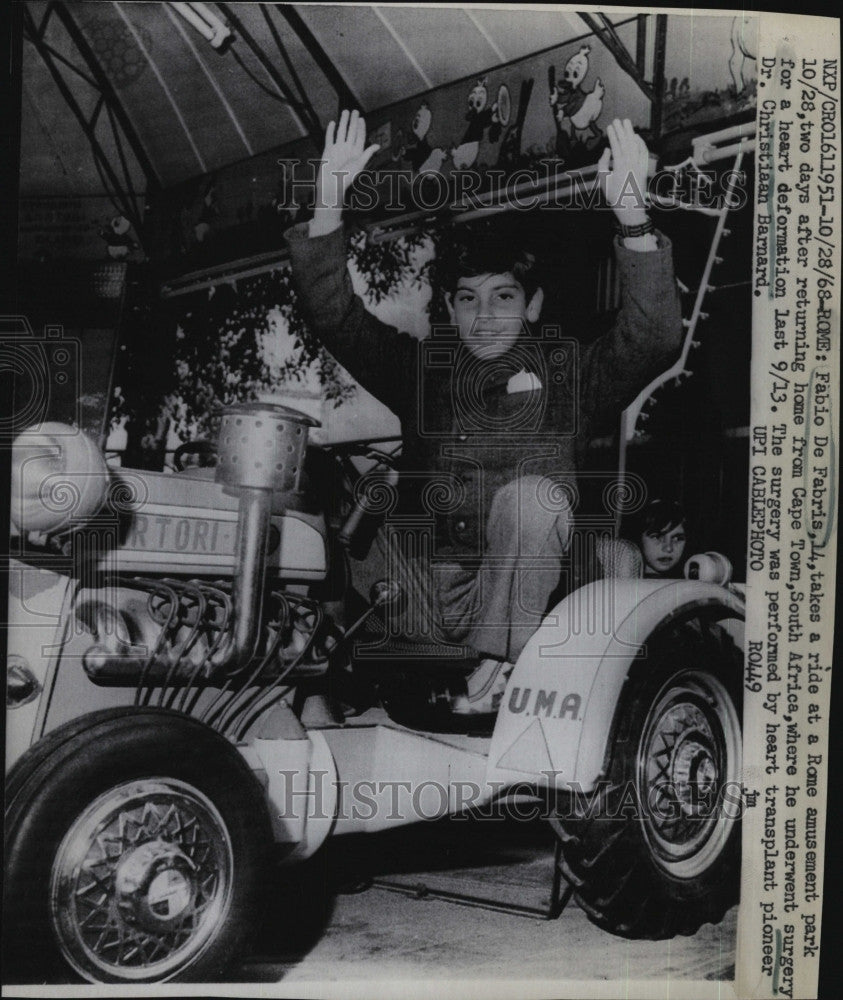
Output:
[214, 3, 323, 149]
[276, 5, 362, 114]
[259, 4, 321, 134]
[21, 5, 151, 238]
[48, 2, 160, 191]
[30, 37, 97, 87]
[34, 1, 57, 41]
[578, 11, 653, 102]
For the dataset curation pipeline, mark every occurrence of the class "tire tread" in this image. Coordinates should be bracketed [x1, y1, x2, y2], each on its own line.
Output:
[551, 615, 743, 939]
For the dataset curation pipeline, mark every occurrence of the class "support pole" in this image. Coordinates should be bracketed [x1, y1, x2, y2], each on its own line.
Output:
[579, 11, 653, 102]
[636, 14, 647, 77]
[650, 14, 668, 138]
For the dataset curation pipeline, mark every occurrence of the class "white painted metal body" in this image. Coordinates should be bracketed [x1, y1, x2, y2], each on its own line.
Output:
[245, 579, 745, 858]
[7, 553, 745, 865]
[486, 579, 745, 792]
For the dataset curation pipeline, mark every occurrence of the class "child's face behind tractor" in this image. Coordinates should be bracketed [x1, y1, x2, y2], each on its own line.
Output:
[640, 521, 687, 576]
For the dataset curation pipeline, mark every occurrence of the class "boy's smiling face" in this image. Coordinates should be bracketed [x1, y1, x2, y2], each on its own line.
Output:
[446, 272, 544, 360]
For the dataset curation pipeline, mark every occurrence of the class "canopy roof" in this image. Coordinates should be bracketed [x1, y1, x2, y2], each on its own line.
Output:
[21, 2, 634, 195]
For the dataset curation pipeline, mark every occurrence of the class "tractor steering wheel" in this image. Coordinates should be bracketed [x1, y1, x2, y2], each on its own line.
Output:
[172, 440, 217, 472]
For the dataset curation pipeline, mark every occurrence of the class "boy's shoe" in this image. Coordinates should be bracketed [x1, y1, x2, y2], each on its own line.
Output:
[450, 657, 513, 715]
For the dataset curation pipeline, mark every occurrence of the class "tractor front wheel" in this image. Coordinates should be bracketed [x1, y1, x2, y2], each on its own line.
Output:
[4, 709, 272, 983]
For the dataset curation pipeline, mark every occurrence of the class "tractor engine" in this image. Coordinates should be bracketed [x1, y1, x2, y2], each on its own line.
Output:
[9, 404, 335, 738]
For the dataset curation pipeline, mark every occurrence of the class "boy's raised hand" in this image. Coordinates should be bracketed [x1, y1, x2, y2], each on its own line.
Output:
[598, 118, 651, 228]
[311, 109, 380, 237]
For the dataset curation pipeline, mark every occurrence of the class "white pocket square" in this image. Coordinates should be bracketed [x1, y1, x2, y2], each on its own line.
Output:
[507, 369, 543, 394]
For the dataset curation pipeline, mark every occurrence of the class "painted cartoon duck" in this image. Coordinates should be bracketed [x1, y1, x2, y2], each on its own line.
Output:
[452, 77, 504, 170]
[393, 102, 447, 174]
[193, 179, 218, 244]
[99, 215, 135, 259]
[549, 45, 605, 157]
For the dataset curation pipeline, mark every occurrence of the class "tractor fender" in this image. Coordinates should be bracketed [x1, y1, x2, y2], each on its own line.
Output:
[247, 706, 339, 860]
[486, 579, 745, 793]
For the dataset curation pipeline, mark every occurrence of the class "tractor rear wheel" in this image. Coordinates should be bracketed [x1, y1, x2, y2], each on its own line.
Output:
[551, 614, 743, 939]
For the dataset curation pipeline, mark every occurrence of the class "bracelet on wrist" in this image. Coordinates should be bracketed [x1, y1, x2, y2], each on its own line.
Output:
[615, 217, 655, 239]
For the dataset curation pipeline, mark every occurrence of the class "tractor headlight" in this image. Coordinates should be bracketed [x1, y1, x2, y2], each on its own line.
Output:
[7, 655, 41, 708]
[11, 424, 109, 534]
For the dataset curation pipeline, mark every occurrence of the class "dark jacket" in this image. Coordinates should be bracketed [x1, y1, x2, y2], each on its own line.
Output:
[285, 222, 683, 558]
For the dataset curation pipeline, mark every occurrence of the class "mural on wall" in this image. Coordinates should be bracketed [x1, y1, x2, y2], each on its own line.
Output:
[144, 14, 757, 273]
[548, 45, 605, 159]
[18, 197, 144, 263]
[498, 78, 535, 171]
[392, 102, 441, 173]
[393, 82, 508, 176]
[390, 76, 526, 177]
[99, 215, 137, 260]
[367, 18, 649, 187]
[451, 76, 506, 169]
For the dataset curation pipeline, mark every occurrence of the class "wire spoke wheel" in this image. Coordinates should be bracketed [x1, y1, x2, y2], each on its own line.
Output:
[637, 670, 741, 879]
[4, 709, 271, 984]
[50, 780, 233, 981]
[550, 614, 743, 939]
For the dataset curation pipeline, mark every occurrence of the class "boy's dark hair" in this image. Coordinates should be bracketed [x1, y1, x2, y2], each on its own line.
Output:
[440, 235, 542, 300]
[624, 499, 686, 540]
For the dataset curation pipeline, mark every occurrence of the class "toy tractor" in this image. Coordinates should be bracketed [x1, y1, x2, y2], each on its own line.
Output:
[5, 402, 744, 983]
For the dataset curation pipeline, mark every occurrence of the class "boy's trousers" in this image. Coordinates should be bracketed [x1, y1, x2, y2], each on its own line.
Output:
[367, 475, 573, 663]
